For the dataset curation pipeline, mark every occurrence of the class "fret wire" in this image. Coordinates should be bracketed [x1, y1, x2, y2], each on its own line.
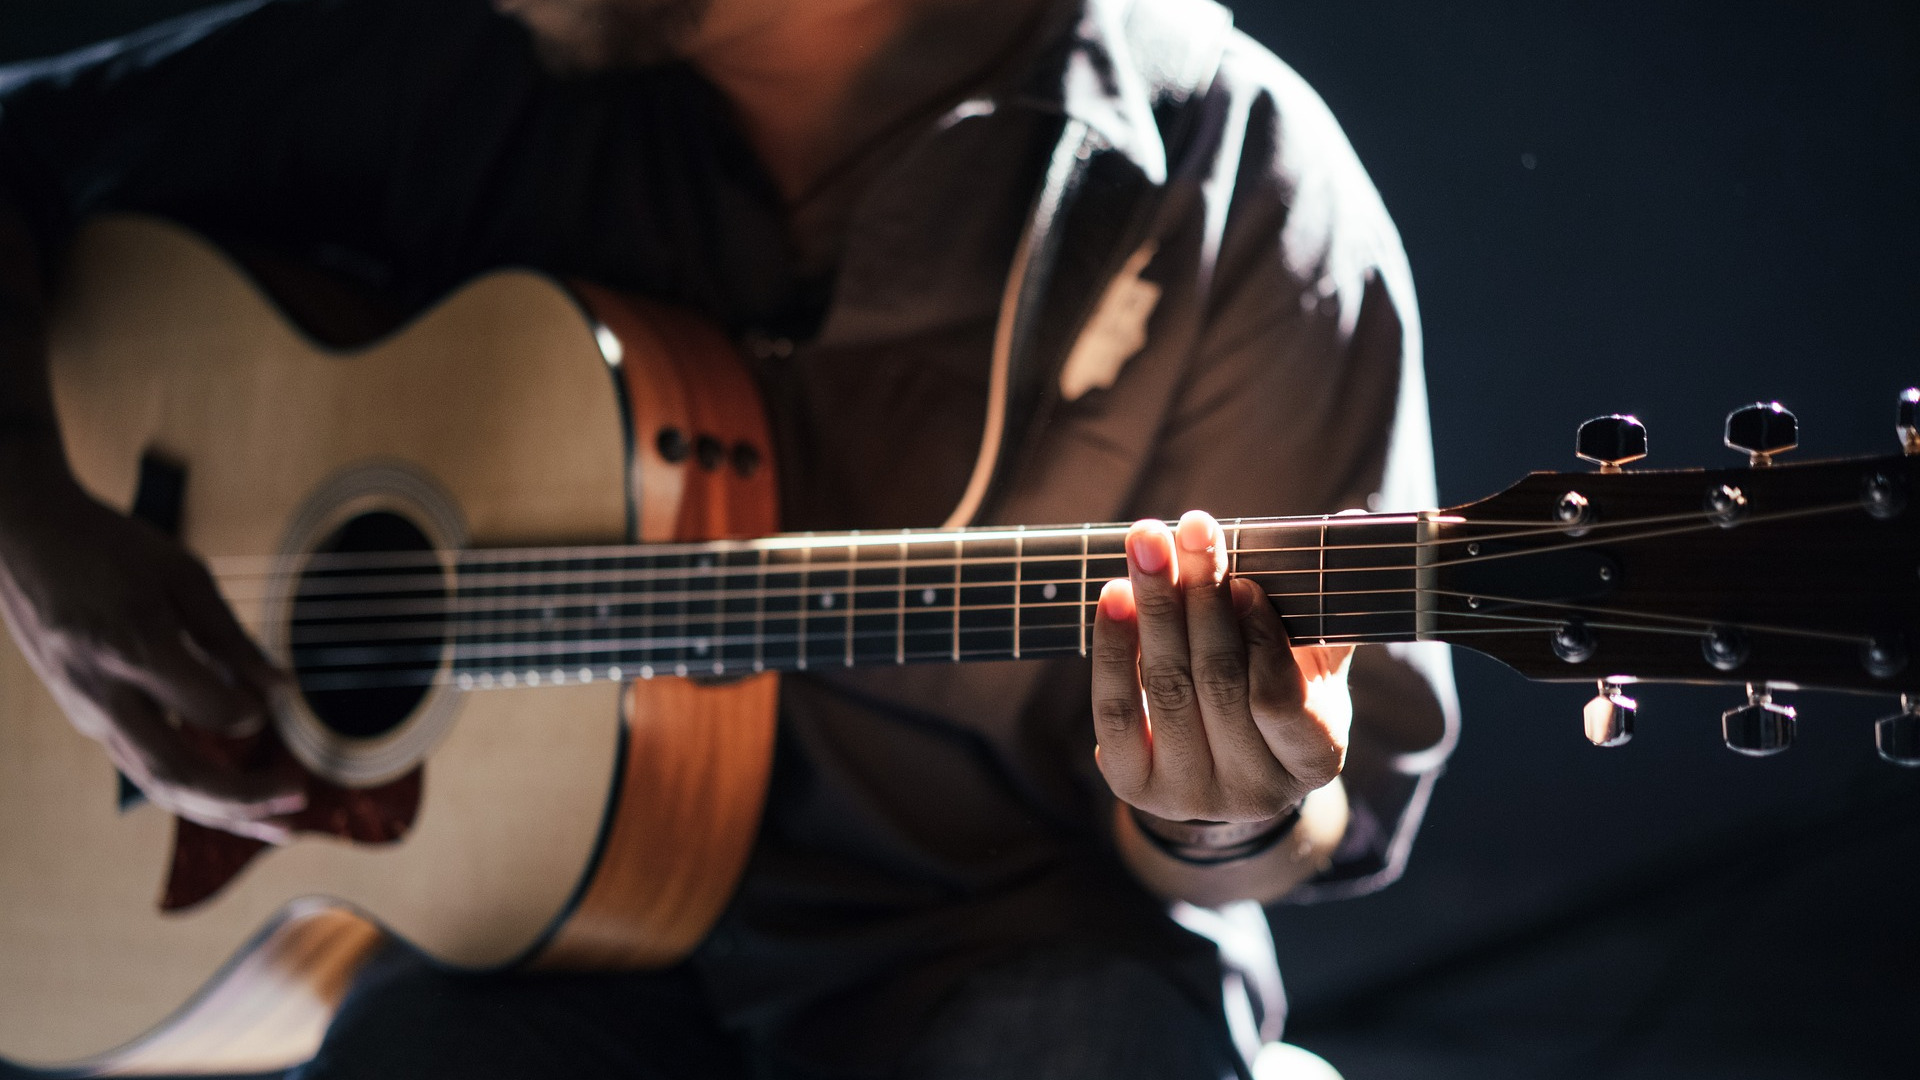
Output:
[1077, 527, 1089, 658]
[843, 530, 857, 669]
[798, 539, 811, 671]
[1012, 528, 1024, 661]
[949, 537, 960, 663]
[895, 533, 907, 666]
[1317, 520, 1328, 643]
[754, 545, 767, 673]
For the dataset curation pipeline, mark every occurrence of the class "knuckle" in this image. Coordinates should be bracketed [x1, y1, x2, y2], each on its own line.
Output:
[1131, 587, 1182, 622]
[1092, 631, 1136, 667]
[1251, 678, 1305, 719]
[1140, 669, 1196, 714]
[1292, 742, 1347, 787]
[1093, 696, 1140, 738]
[1192, 653, 1249, 711]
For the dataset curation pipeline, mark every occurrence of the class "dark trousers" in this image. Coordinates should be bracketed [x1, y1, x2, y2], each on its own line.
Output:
[290, 942, 1248, 1080]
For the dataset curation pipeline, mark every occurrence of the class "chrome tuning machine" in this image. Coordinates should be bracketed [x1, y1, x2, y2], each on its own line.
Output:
[1575, 414, 1648, 473]
[1584, 680, 1635, 747]
[1722, 684, 1794, 757]
[1724, 402, 1797, 466]
[1875, 695, 1920, 767]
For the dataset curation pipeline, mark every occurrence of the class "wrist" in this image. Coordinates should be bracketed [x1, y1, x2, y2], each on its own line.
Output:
[1127, 803, 1301, 866]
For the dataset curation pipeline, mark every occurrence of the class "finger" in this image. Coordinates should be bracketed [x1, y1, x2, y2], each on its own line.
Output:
[136, 629, 269, 736]
[1090, 579, 1150, 801]
[1126, 519, 1209, 789]
[1236, 578, 1345, 791]
[172, 563, 288, 697]
[101, 685, 306, 840]
[1174, 513, 1278, 799]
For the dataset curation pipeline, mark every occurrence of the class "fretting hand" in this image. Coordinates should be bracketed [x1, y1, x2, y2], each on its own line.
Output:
[1090, 511, 1353, 846]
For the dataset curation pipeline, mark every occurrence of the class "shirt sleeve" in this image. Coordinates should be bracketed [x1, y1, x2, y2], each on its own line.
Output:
[1127, 33, 1459, 900]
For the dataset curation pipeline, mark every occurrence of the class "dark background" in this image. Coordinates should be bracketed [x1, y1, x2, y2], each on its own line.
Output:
[4, 2, 1918, 1078]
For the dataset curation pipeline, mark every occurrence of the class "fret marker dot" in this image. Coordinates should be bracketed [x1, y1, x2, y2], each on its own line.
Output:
[608, 666, 623, 681]
[674, 663, 689, 677]
[542, 606, 556, 622]
[694, 638, 710, 655]
[639, 665, 655, 680]
[579, 668, 593, 683]
[457, 673, 475, 690]
[1042, 583, 1058, 600]
[501, 672, 516, 687]
[479, 672, 496, 688]
[820, 592, 836, 609]
[526, 671, 540, 686]
[551, 670, 565, 684]
[921, 588, 937, 605]
[711, 661, 725, 675]
[596, 603, 611, 620]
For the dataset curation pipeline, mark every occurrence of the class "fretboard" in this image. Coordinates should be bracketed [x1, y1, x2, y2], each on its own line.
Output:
[432, 516, 1427, 691]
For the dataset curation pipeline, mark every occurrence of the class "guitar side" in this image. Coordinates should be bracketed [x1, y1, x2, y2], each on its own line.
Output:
[0, 218, 777, 1072]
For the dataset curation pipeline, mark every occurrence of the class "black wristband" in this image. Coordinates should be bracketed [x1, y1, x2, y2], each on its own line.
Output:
[1129, 803, 1301, 866]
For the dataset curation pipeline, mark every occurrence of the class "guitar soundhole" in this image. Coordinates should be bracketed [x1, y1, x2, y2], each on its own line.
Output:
[290, 511, 448, 740]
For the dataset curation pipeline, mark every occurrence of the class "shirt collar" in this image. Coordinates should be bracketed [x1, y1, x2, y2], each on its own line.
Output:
[955, 0, 1172, 185]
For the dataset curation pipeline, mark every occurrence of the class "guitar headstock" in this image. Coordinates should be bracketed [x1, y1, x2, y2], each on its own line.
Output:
[1427, 394, 1920, 758]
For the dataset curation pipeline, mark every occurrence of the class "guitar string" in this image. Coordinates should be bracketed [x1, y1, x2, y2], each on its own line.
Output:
[204, 514, 1435, 576]
[158, 495, 1870, 689]
[276, 568, 1418, 629]
[287, 597, 1859, 673]
[278, 588, 1866, 687]
[287, 622, 1594, 693]
[268, 507, 1875, 668]
[228, 499, 1858, 626]
[203, 501, 1736, 587]
[281, 578, 1430, 648]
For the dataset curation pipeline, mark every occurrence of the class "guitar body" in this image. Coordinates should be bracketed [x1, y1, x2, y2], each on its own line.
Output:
[0, 218, 779, 1073]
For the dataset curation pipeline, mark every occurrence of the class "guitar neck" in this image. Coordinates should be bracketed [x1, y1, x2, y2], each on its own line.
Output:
[400, 514, 1433, 690]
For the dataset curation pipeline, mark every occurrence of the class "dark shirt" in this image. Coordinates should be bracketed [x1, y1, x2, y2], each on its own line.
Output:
[0, 0, 1458, 1072]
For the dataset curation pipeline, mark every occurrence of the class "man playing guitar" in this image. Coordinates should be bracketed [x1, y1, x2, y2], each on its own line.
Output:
[0, 0, 1454, 1075]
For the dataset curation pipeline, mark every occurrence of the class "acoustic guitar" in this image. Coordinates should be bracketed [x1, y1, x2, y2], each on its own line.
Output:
[2, 217, 1915, 1075]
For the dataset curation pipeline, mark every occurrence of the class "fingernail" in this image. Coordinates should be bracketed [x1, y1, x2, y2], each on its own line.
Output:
[1127, 526, 1168, 574]
[1098, 579, 1131, 620]
[1176, 513, 1214, 553]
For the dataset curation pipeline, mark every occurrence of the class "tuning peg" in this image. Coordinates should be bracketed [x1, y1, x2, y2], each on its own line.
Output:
[1576, 414, 1648, 472]
[1724, 401, 1797, 466]
[1722, 684, 1794, 757]
[1875, 695, 1920, 766]
[1583, 680, 1635, 747]
[1898, 388, 1918, 455]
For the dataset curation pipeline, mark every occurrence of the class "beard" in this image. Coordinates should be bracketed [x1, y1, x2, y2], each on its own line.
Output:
[493, 0, 714, 75]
